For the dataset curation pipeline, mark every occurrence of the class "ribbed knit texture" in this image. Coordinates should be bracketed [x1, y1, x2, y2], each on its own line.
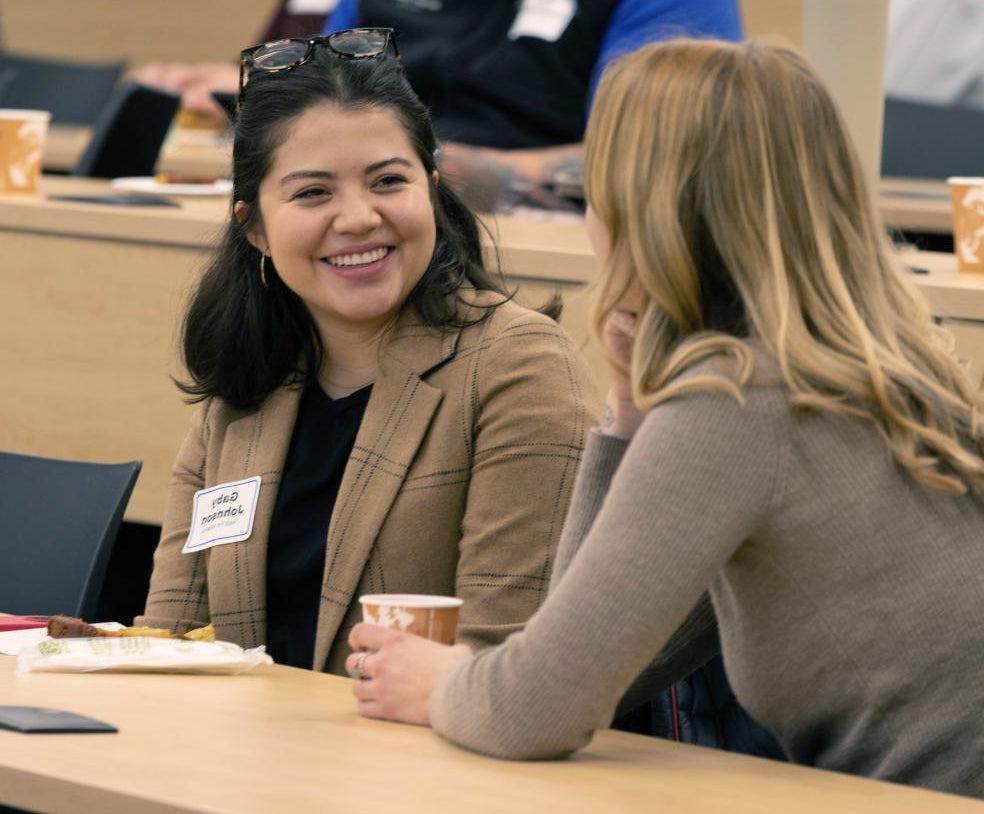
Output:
[430, 356, 984, 798]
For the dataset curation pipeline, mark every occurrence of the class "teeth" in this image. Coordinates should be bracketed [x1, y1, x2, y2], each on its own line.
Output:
[326, 247, 389, 267]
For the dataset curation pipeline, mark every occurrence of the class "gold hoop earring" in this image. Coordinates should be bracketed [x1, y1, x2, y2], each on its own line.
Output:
[259, 254, 269, 288]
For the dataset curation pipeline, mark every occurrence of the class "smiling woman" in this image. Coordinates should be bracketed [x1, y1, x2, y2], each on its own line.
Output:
[238, 103, 438, 360]
[133, 37, 600, 674]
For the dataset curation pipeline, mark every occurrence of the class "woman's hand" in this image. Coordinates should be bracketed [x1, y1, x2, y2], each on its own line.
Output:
[600, 309, 647, 440]
[346, 623, 473, 725]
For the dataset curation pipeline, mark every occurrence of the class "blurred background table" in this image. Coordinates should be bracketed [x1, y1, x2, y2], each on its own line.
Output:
[37, 126, 962, 242]
[880, 177, 952, 235]
[43, 126, 93, 173]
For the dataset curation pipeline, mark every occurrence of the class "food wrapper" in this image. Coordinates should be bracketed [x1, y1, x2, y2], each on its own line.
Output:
[17, 637, 273, 675]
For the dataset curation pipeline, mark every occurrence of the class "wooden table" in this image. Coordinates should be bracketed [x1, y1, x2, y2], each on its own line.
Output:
[1, 176, 981, 524]
[43, 128, 955, 238]
[43, 126, 93, 173]
[1, 655, 981, 814]
[880, 176, 952, 235]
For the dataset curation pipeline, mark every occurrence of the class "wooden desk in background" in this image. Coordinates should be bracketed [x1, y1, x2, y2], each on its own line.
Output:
[1, 655, 981, 814]
[880, 177, 952, 235]
[43, 129, 954, 238]
[43, 126, 92, 173]
[1, 176, 981, 525]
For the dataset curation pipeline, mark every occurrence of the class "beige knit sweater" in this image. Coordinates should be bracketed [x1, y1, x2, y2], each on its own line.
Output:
[430, 357, 984, 798]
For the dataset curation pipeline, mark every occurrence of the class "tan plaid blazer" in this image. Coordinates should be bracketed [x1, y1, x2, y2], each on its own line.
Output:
[137, 297, 600, 673]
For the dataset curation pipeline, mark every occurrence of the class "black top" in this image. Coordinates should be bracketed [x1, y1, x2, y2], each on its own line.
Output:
[357, 0, 619, 149]
[266, 380, 372, 668]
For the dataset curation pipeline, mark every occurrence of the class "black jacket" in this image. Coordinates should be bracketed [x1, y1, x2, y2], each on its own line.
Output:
[611, 594, 785, 760]
[615, 654, 787, 760]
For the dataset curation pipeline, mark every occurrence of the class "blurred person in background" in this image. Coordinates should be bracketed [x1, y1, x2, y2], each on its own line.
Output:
[131, 0, 336, 122]
[133, 0, 743, 207]
[323, 0, 743, 209]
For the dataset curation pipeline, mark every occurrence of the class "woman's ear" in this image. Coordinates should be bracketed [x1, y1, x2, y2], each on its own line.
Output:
[234, 200, 267, 254]
[431, 169, 440, 186]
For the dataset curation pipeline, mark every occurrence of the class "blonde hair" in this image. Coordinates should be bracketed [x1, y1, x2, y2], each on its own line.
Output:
[585, 39, 984, 494]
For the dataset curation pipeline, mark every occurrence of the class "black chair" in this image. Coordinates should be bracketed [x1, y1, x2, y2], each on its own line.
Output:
[72, 82, 181, 179]
[0, 52, 124, 126]
[0, 451, 141, 619]
[613, 655, 786, 761]
[94, 520, 161, 626]
[211, 90, 237, 122]
[882, 95, 984, 179]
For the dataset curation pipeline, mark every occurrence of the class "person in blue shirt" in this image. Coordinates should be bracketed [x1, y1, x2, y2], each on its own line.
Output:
[323, 1, 742, 209]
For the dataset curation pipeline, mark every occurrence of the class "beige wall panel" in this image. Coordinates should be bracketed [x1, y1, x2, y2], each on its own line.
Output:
[2, 0, 280, 65]
[802, 0, 888, 191]
[0, 230, 206, 522]
[739, 0, 803, 45]
[740, 1, 887, 189]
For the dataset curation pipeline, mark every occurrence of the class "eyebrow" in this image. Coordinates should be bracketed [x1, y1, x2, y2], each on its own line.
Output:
[279, 157, 414, 186]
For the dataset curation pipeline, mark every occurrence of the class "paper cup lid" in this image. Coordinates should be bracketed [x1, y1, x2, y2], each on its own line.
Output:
[358, 593, 463, 608]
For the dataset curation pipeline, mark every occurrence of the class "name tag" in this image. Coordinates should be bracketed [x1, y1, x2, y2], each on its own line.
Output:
[182, 476, 262, 554]
[508, 0, 576, 42]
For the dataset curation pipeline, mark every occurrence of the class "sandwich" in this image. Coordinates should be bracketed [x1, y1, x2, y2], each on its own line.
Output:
[46, 615, 214, 641]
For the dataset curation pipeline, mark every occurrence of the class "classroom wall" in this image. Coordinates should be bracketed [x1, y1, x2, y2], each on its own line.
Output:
[739, 0, 803, 46]
[1, 0, 280, 65]
[739, 0, 888, 189]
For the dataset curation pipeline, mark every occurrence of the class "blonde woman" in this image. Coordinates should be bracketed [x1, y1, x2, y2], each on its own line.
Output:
[344, 39, 984, 798]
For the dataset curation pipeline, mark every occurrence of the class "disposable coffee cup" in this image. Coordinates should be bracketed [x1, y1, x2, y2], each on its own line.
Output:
[947, 177, 984, 273]
[0, 109, 50, 194]
[358, 594, 463, 645]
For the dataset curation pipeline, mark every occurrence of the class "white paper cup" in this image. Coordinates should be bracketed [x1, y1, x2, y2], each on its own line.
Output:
[358, 594, 463, 644]
[0, 109, 50, 194]
[948, 176, 984, 273]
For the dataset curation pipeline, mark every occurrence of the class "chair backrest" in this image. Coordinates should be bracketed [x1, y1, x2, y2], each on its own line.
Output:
[211, 90, 237, 123]
[882, 95, 984, 179]
[0, 452, 141, 619]
[72, 82, 180, 179]
[0, 51, 124, 126]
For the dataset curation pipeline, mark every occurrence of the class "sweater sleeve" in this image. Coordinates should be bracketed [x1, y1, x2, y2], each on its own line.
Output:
[553, 432, 721, 718]
[430, 388, 785, 759]
[549, 430, 628, 584]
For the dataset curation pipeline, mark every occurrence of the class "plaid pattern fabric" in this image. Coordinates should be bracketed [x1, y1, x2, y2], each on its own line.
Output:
[138, 296, 601, 672]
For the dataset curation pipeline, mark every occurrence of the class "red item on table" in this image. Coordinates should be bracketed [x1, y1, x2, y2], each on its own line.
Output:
[0, 615, 49, 632]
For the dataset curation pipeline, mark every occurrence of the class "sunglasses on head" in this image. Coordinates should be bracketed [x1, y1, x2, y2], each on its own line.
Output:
[238, 27, 399, 103]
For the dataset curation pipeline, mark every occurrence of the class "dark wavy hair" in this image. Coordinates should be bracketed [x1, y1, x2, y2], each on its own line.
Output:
[179, 49, 514, 410]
